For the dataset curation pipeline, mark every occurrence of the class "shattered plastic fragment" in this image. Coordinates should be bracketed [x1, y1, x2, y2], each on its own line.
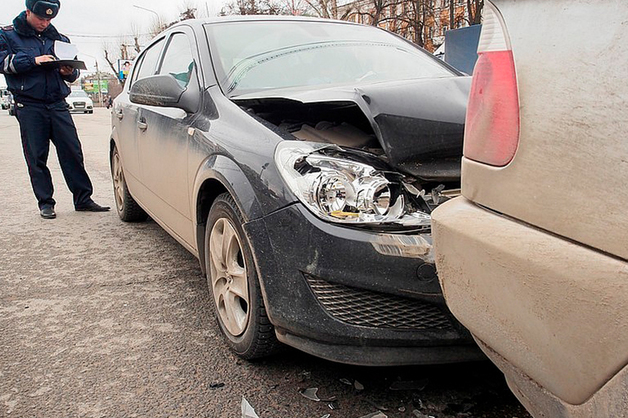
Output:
[354, 380, 365, 391]
[366, 399, 388, 411]
[300, 387, 321, 401]
[209, 382, 225, 389]
[340, 378, 352, 386]
[359, 412, 388, 418]
[241, 397, 260, 418]
[321, 415, 331, 418]
[371, 234, 433, 261]
[299, 387, 337, 403]
[411, 410, 434, 418]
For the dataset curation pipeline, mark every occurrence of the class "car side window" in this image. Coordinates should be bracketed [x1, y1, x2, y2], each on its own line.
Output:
[158, 33, 196, 89]
[134, 37, 166, 83]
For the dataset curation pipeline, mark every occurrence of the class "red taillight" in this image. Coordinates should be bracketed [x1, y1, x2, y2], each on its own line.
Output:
[463, 2, 520, 167]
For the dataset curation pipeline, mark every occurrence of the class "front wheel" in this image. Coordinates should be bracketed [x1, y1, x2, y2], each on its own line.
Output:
[110, 145, 148, 222]
[205, 193, 280, 359]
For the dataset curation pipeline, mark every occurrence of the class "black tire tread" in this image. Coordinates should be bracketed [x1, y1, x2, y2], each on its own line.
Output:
[112, 147, 148, 222]
[208, 193, 281, 360]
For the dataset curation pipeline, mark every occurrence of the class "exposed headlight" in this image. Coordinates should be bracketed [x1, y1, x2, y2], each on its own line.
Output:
[275, 142, 430, 227]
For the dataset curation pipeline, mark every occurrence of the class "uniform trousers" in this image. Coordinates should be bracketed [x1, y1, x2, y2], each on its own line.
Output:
[16, 101, 93, 210]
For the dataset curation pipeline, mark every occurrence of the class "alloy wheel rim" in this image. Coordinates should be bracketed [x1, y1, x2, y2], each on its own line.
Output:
[209, 218, 250, 336]
[112, 152, 124, 212]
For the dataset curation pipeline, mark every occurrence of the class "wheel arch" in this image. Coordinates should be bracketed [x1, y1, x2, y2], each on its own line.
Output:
[193, 155, 265, 276]
[109, 126, 119, 164]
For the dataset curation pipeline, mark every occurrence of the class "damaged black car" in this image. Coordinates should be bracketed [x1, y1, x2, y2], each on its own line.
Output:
[110, 16, 482, 365]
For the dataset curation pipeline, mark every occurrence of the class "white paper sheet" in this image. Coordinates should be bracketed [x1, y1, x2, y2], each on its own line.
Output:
[54, 41, 79, 60]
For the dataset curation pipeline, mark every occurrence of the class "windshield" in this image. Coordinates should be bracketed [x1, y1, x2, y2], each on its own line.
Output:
[205, 20, 456, 97]
[69, 90, 89, 97]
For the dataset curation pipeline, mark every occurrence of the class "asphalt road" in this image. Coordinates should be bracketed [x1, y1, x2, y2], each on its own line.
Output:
[0, 108, 531, 418]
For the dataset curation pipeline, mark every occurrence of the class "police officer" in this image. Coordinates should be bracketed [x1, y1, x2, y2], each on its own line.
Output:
[0, 0, 109, 219]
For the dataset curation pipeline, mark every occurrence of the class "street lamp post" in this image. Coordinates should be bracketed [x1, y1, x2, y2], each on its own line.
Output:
[133, 5, 162, 30]
[95, 60, 103, 108]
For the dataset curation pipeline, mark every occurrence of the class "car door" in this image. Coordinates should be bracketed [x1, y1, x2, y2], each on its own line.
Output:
[137, 29, 200, 248]
[115, 37, 166, 188]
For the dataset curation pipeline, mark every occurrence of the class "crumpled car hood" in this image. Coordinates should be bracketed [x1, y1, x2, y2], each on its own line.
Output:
[234, 76, 471, 181]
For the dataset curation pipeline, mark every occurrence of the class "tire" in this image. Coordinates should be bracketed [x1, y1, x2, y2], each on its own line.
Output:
[110, 146, 148, 222]
[205, 193, 280, 359]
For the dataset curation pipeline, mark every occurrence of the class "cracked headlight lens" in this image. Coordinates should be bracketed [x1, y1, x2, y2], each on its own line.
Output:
[275, 142, 431, 226]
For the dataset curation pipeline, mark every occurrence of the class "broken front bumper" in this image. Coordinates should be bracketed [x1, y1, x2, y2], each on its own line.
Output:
[244, 203, 482, 366]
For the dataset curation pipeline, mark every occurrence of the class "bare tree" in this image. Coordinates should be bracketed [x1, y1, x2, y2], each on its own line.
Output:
[179, 0, 198, 19]
[353, 0, 403, 27]
[393, 0, 436, 47]
[221, 0, 287, 15]
[449, 0, 454, 28]
[304, 0, 336, 18]
[101, 0, 203, 85]
[466, 0, 482, 25]
[305, 0, 355, 20]
[282, 0, 308, 15]
[103, 32, 141, 77]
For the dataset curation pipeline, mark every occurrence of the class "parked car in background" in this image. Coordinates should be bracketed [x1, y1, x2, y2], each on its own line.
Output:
[7, 92, 15, 116]
[1, 89, 10, 110]
[432, 1, 628, 417]
[66, 89, 93, 114]
[110, 16, 485, 365]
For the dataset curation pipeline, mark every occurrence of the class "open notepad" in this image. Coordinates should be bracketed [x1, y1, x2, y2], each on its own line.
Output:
[40, 40, 87, 70]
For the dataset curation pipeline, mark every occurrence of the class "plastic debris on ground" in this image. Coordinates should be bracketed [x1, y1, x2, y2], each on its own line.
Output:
[320, 415, 331, 418]
[354, 380, 365, 391]
[412, 410, 434, 418]
[209, 382, 225, 389]
[300, 387, 321, 402]
[365, 398, 388, 411]
[299, 387, 337, 403]
[339, 378, 353, 386]
[241, 397, 260, 418]
[359, 412, 388, 418]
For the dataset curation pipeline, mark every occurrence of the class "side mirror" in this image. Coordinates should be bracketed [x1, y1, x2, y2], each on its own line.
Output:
[130, 70, 200, 114]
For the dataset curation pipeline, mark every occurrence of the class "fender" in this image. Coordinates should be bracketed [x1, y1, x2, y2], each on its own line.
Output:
[192, 154, 267, 275]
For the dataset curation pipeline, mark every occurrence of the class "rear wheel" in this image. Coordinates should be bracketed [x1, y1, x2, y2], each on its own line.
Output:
[205, 193, 280, 359]
[111, 146, 148, 222]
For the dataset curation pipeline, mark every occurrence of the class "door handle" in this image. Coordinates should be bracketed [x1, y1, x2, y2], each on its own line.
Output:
[137, 118, 148, 131]
[115, 109, 123, 120]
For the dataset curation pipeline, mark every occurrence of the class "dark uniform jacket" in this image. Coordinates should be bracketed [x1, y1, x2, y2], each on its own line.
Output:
[0, 11, 79, 105]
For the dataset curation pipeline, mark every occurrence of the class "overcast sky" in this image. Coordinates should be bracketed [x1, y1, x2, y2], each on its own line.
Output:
[1, 0, 229, 86]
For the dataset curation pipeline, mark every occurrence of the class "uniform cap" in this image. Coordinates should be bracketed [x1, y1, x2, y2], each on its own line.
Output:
[26, 0, 61, 19]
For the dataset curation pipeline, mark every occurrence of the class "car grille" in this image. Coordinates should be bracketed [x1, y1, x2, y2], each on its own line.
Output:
[305, 275, 454, 330]
[74, 102, 86, 108]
